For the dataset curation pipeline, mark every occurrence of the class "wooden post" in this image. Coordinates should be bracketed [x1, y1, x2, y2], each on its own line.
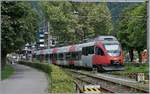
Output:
[136, 73, 145, 82]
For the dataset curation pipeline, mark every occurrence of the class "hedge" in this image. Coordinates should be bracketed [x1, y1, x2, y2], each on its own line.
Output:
[18, 61, 51, 75]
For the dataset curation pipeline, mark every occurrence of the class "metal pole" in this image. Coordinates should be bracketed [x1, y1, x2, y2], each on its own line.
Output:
[47, 21, 51, 64]
[48, 21, 50, 48]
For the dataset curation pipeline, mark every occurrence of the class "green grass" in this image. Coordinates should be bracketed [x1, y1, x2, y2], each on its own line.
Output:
[112, 63, 149, 79]
[50, 64, 76, 93]
[124, 63, 149, 73]
[1, 64, 15, 80]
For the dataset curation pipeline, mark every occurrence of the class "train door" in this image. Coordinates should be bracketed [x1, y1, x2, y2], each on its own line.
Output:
[81, 46, 94, 68]
[74, 51, 82, 67]
[49, 54, 53, 64]
[51, 53, 57, 64]
[93, 46, 107, 65]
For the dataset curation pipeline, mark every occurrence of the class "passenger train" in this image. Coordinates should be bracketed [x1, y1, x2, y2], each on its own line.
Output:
[33, 36, 124, 71]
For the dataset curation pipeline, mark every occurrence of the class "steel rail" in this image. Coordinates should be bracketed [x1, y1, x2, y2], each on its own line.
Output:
[68, 69, 149, 93]
[74, 76, 115, 93]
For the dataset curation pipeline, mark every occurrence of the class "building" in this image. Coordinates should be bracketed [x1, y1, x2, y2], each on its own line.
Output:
[36, 21, 56, 50]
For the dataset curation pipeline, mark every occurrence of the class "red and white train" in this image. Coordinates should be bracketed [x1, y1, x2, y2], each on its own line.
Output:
[33, 36, 124, 71]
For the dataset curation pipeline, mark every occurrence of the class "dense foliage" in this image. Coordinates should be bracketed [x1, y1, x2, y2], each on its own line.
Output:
[107, 2, 140, 22]
[117, 3, 147, 62]
[1, 1, 39, 67]
[40, 1, 113, 43]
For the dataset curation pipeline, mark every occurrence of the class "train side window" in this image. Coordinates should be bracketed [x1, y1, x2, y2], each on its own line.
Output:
[82, 47, 87, 55]
[78, 51, 82, 59]
[45, 54, 49, 60]
[56, 54, 58, 60]
[77, 51, 82, 60]
[58, 53, 64, 60]
[53, 54, 57, 60]
[95, 47, 104, 56]
[71, 52, 80, 60]
[66, 52, 71, 60]
[82, 46, 94, 55]
[89, 46, 94, 54]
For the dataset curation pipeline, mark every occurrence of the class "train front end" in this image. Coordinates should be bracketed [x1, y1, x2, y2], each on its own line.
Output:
[103, 43, 124, 71]
[95, 36, 124, 71]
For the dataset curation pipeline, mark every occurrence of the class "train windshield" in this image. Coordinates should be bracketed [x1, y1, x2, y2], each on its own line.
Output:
[104, 44, 121, 56]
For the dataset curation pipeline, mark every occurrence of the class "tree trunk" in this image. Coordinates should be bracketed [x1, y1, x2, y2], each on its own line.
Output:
[129, 49, 134, 62]
[1, 50, 7, 69]
[138, 51, 142, 63]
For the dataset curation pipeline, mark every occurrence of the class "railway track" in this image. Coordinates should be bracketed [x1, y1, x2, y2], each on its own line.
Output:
[66, 69, 149, 93]
[74, 76, 114, 93]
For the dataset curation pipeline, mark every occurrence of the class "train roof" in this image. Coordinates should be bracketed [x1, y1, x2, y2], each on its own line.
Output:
[35, 36, 119, 55]
[95, 36, 119, 44]
[75, 42, 95, 51]
[94, 36, 117, 41]
[57, 46, 69, 53]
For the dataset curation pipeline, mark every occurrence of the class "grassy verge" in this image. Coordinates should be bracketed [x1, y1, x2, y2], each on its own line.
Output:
[50, 64, 76, 93]
[112, 63, 149, 79]
[124, 63, 149, 73]
[1, 64, 15, 80]
[19, 61, 76, 93]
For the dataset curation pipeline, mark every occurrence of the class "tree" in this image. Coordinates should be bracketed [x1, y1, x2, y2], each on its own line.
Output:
[41, 1, 77, 44]
[71, 2, 113, 39]
[117, 3, 147, 62]
[1, 1, 39, 68]
[41, 1, 113, 44]
[88, 3, 113, 36]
